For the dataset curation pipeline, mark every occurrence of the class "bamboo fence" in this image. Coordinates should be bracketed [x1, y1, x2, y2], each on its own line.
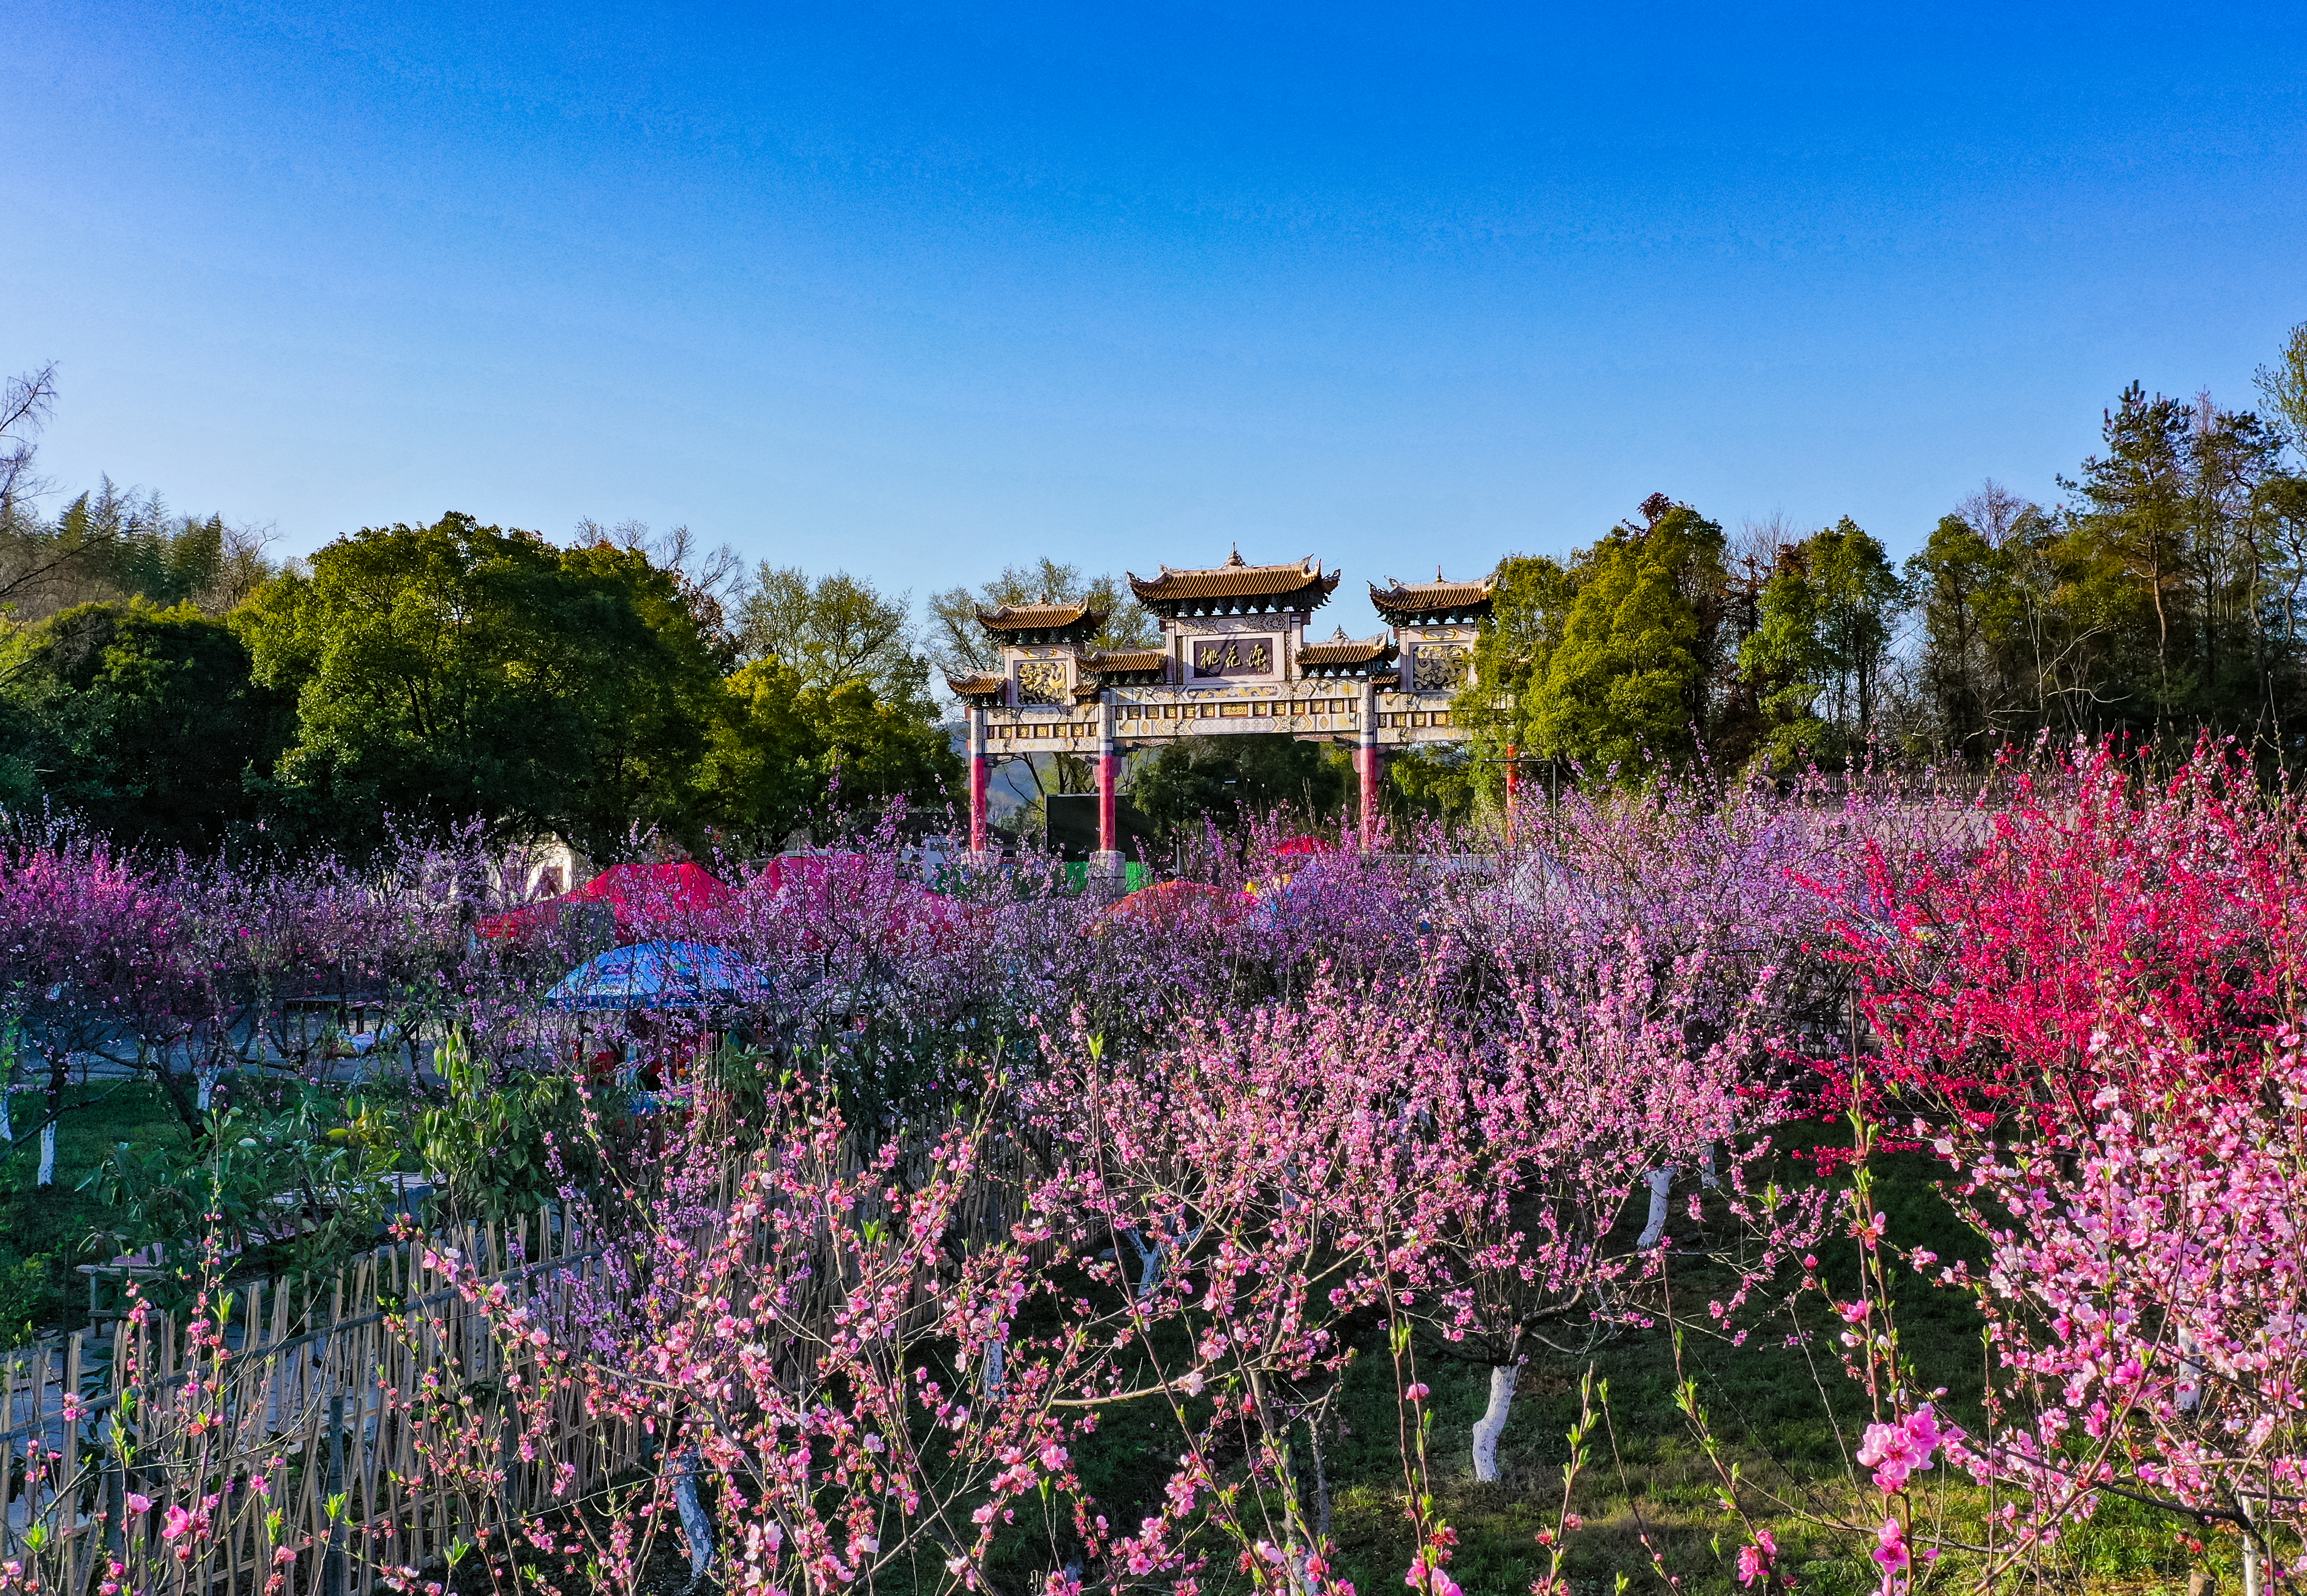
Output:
[0, 1094, 1052, 1596]
[0, 1208, 643, 1596]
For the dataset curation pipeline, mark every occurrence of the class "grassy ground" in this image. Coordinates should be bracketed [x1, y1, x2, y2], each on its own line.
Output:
[14, 1077, 2235, 1593]
[1310, 1135, 2222, 1596]
[0, 1077, 189, 1344]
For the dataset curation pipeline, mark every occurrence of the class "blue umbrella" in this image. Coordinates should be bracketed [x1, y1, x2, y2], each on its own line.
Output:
[545, 940, 769, 1010]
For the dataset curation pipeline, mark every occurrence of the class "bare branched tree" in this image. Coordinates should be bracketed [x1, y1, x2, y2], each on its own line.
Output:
[0, 362, 58, 517]
[577, 517, 751, 661]
[1956, 479, 2038, 548]
[739, 566, 922, 697]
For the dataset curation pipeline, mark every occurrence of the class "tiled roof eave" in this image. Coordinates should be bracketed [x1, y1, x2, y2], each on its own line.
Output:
[1368, 578, 1496, 624]
[1128, 566, 1340, 606]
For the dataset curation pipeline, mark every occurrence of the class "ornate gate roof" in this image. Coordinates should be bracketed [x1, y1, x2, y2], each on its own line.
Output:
[1127, 552, 1339, 616]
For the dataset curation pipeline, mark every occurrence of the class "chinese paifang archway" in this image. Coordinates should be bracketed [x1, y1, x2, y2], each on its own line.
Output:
[946, 553, 1495, 858]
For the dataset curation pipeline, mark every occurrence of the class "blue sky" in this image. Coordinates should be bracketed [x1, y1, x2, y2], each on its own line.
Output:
[5, 1, 2304, 637]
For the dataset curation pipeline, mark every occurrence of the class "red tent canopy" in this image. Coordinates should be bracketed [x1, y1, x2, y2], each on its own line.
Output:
[1270, 834, 1335, 857]
[478, 862, 733, 943]
[1100, 878, 1248, 930]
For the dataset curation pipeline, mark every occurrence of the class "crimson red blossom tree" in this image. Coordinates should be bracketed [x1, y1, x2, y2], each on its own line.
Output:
[1817, 742, 2307, 1593]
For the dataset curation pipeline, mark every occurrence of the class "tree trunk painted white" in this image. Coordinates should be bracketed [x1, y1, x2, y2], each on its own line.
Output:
[196, 1063, 222, 1112]
[983, 1336, 1006, 1397]
[1125, 1227, 1165, 1298]
[2240, 1494, 2264, 1596]
[1470, 1362, 1520, 1482]
[37, 1121, 56, 1188]
[2175, 1327, 2203, 1413]
[0, 1083, 12, 1146]
[1700, 1142, 1719, 1189]
[669, 1446, 714, 1585]
[1125, 1223, 1203, 1298]
[1637, 1167, 1675, 1249]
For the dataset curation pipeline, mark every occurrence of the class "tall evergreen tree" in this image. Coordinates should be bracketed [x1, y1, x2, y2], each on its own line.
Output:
[1526, 496, 1729, 772]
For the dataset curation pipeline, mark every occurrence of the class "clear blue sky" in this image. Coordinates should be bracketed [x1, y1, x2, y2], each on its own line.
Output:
[6, 2, 2304, 637]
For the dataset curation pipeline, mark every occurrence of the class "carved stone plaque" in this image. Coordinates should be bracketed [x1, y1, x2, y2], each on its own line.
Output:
[1411, 643, 1469, 692]
[1016, 661, 1067, 705]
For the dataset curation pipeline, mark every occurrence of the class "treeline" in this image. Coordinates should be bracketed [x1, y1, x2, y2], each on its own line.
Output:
[1456, 329, 2307, 788]
[11, 331, 2307, 853]
[0, 509, 960, 858]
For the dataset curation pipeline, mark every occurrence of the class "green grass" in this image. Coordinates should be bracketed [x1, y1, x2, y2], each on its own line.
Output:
[0, 1078, 192, 1345]
[1303, 1131, 2223, 1595]
[3, 1077, 2237, 1593]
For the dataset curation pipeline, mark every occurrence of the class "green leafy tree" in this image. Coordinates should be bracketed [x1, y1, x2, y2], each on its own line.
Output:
[700, 659, 961, 851]
[1908, 482, 2102, 747]
[1127, 733, 1348, 843]
[699, 659, 822, 849]
[1738, 550, 1830, 767]
[0, 685, 43, 811]
[796, 676, 961, 821]
[1525, 496, 1730, 773]
[1910, 508, 2011, 753]
[234, 513, 723, 857]
[1739, 518, 1903, 766]
[1453, 553, 1582, 802]
[2255, 320, 2307, 444]
[575, 519, 749, 667]
[739, 566, 933, 710]
[0, 602, 292, 850]
[1386, 743, 1479, 824]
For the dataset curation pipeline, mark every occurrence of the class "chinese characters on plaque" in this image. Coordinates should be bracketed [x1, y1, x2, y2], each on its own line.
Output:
[1192, 637, 1272, 678]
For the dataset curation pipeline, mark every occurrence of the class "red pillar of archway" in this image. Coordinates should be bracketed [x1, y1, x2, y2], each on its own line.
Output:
[1357, 683, 1383, 850]
[1503, 742, 1520, 823]
[1097, 748, 1119, 856]
[968, 707, 990, 855]
[1095, 697, 1122, 866]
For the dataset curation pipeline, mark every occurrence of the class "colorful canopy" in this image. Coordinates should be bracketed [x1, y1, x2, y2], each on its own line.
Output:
[543, 940, 767, 1010]
[479, 862, 733, 943]
[1101, 878, 1248, 929]
[1269, 834, 1335, 857]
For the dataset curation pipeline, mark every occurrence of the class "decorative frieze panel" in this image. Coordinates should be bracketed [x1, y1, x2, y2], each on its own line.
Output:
[982, 706, 1103, 753]
[1115, 688, 1361, 735]
[1373, 690, 1464, 745]
[1014, 660, 1068, 705]
[1409, 643, 1469, 692]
